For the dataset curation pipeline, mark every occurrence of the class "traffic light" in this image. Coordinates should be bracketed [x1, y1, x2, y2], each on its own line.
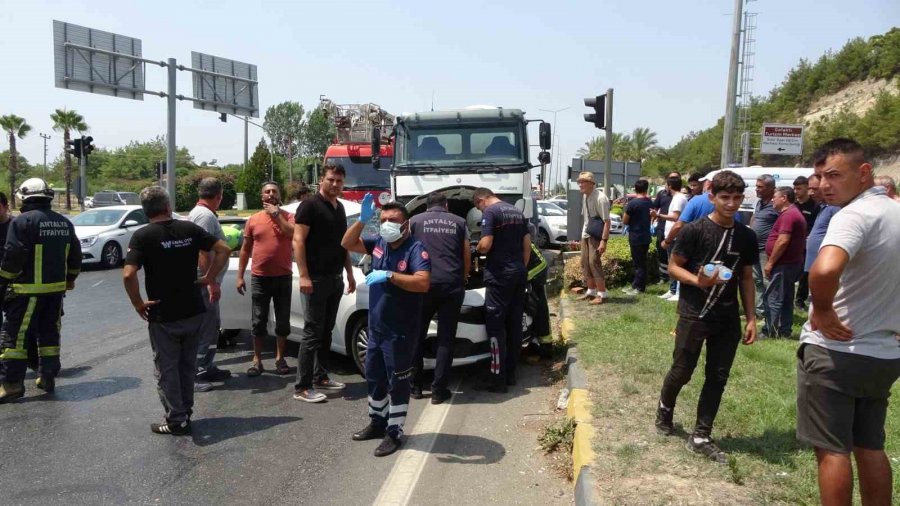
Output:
[81, 136, 94, 157]
[157, 161, 167, 180]
[584, 95, 606, 129]
[66, 137, 83, 159]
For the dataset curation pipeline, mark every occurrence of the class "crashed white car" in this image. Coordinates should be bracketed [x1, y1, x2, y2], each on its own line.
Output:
[217, 199, 503, 373]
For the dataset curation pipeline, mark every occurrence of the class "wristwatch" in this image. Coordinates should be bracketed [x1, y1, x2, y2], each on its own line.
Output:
[386, 271, 394, 282]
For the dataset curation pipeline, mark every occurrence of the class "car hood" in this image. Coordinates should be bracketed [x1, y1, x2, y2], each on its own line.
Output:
[74, 225, 113, 238]
[543, 215, 567, 226]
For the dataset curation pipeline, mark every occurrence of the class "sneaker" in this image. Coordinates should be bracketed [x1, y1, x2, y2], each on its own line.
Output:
[314, 378, 346, 391]
[622, 288, 640, 296]
[374, 435, 402, 457]
[194, 381, 213, 392]
[410, 386, 424, 400]
[151, 420, 191, 436]
[293, 388, 327, 403]
[686, 436, 728, 464]
[658, 291, 675, 300]
[667, 293, 679, 302]
[200, 368, 232, 382]
[0, 382, 25, 403]
[431, 388, 452, 405]
[655, 405, 674, 436]
[35, 376, 55, 393]
[352, 423, 386, 441]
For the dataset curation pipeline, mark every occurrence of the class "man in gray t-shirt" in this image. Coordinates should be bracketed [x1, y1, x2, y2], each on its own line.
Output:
[750, 175, 778, 316]
[187, 178, 231, 390]
[796, 139, 900, 506]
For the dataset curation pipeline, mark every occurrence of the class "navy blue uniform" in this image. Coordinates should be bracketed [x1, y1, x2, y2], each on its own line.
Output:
[481, 201, 528, 384]
[625, 196, 654, 291]
[409, 206, 468, 393]
[363, 236, 431, 438]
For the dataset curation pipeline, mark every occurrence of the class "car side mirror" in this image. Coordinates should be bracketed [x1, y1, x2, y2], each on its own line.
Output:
[123, 220, 139, 228]
[539, 122, 552, 150]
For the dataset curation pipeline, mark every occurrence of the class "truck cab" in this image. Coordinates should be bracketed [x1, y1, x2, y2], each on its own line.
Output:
[324, 143, 393, 206]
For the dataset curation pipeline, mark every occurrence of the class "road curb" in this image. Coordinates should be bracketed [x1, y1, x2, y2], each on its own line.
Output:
[559, 292, 599, 505]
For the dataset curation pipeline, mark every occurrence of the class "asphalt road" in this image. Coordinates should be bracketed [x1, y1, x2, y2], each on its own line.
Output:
[0, 265, 569, 505]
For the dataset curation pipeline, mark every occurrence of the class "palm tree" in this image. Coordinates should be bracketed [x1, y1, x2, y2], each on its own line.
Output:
[630, 127, 659, 162]
[577, 132, 633, 160]
[50, 109, 88, 209]
[0, 114, 32, 208]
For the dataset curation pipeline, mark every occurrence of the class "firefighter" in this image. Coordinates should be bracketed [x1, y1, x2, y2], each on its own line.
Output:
[0, 178, 80, 402]
[473, 188, 530, 392]
[524, 241, 552, 359]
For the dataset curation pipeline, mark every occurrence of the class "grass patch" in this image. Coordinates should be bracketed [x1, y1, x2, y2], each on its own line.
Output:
[539, 416, 576, 454]
[568, 284, 900, 504]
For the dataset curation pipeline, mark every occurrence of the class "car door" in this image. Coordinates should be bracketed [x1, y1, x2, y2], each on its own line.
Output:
[118, 209, 148, 249]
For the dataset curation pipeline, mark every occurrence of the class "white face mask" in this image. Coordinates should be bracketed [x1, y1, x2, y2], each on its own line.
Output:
[380, 221, 404, 243]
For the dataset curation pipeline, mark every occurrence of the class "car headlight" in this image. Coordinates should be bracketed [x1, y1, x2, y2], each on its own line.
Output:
[80, 235, 98, 247]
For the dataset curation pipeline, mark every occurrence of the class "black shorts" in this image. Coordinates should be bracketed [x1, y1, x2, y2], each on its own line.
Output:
[796, 343, 900, 453]
[250, 275, 293, 338]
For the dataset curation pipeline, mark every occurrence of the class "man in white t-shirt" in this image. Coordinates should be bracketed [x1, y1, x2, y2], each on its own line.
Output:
[654, 175, 686, 299]
[797, 138, 900, 506]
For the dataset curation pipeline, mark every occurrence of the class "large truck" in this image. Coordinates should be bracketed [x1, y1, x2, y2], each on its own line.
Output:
[319, 97, 394, 206]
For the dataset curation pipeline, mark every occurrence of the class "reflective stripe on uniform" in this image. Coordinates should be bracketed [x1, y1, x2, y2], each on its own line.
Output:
[38, 346, 60, 357]
[527, 245, 548, 281]
[0, 269, 19, 280]
[11, 281, 67, 294]
[538, 334, 553, 344]
[8, 297, 38, 361]
[34, 244, 43, 286]
[0, 348, 27, 359]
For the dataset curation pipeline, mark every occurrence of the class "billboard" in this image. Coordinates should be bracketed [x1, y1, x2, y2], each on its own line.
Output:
[190, 51, 259, 118]
[53, 20, 145, 101]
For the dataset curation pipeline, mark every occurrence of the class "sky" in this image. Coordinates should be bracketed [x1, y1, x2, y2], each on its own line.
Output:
[2, 0, 898, 184]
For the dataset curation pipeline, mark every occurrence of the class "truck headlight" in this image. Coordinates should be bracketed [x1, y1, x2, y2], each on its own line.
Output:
[80, 235, 98, 247]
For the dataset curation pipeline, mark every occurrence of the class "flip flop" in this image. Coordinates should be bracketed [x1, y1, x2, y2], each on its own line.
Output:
[247, 362, 264, 377]
[274, 359, 290, 375]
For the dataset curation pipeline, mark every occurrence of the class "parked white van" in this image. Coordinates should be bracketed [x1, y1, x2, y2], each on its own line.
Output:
[704, 166, 814, 220]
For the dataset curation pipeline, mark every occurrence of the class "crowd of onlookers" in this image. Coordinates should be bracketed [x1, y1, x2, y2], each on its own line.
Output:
[572, 138, 900, 505]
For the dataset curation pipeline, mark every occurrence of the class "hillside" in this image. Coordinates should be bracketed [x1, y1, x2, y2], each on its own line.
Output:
[654, 27, 900, 175]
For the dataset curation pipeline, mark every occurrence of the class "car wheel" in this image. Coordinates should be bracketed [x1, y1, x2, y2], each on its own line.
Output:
[100, 242, 121, 268]
[536, 228, 550, 249]
[348, 315, 369, 374]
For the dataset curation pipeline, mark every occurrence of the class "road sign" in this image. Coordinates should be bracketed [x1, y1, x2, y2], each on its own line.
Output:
[53, 20, 146, 101]
[760, 123, 804, 156]
[190, 52, 259, 117]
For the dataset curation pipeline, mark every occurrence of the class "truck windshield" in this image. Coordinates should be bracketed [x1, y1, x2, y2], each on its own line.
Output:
[395, 123, 526, 171]
[324, 156, 392, 190]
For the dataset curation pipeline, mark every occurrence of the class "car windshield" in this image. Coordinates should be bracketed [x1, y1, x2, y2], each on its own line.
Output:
[538, 202, 566, 216]
[395, 123, 526, 172]
[71, 209, 126, 226]
[324, 156, 391, 190]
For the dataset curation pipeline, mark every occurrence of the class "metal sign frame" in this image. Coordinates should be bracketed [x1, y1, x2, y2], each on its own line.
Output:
[190, 52, 259, 118]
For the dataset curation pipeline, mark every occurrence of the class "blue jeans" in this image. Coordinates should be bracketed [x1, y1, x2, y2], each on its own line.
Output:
[752, 251, 769, 316]
[763, 263, 802, 337]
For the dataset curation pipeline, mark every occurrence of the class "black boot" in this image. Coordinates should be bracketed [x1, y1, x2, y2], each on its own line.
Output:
[352, 423, 386, 441]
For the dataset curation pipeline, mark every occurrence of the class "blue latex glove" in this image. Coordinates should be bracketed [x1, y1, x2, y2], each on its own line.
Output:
[359, 193, 376, 223]
[650, 223, 656, 235]
[365, 270, 390, 286]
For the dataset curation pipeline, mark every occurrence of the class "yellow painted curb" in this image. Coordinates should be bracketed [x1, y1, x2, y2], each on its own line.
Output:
[572, 421, 595, 480]
[567, 388, 592, 422]
[561, 318, 575, 343]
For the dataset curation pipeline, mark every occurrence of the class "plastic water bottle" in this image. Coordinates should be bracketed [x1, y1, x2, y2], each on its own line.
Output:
[702, 264, 717, 277]
[718, 266, 733, 281]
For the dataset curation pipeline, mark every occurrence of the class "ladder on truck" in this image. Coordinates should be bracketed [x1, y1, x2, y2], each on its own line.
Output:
[319, 96, 394, 145]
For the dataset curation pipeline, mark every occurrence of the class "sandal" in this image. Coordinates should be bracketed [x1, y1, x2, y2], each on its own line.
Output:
[274, 359, 290, 375]
[247, 361, 264, 377]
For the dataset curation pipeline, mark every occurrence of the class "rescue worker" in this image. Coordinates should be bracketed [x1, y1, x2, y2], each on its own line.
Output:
[342, 195, 431, 457]
[0, 178, 80, 402]
[409, 192, 470, 404]
[472, 187, 530, 392]
[524, 240, 552, 359]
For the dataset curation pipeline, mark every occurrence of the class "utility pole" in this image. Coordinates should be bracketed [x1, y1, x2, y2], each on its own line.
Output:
[166, 57, 177, 200]
[39, 133, 51, 179]
[244, 116, 249, 172]
[720, 0, 744, 168]
[540, 107, 570, 197]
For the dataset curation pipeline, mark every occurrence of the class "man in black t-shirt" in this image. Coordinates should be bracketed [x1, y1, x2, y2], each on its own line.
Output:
[655, 171, 758, 464]
[651, 172, 678, 282]
[123, 187, 230, 436]
[792, 176, 817, 310]
[623, 180, 654, 294]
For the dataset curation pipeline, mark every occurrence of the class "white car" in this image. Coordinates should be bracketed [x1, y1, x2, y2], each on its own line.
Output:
[535, 201, 567, 248]
[609, 212, 625, 234]
[546, 197, 568, 210]
[71, 205, 149, 268]
[218, 199, 499, 374]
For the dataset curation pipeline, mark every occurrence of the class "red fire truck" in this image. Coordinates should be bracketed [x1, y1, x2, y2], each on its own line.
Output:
[320, 97, 393, 206]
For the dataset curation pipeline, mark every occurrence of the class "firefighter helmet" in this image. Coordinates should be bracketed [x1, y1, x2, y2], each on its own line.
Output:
[16, 178, 54, 202]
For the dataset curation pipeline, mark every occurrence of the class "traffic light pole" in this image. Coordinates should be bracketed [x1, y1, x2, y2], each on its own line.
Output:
[79, 154, 87, 212]
[604, 88, 613, 198]
[166, 58, 178, 201]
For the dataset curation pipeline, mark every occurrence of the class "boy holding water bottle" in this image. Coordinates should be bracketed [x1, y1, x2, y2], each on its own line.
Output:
[655, 170, 759, 464]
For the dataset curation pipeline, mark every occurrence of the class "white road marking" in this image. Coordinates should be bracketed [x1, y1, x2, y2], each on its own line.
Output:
[91, 280, 104, 288]
[372, 379, 461, 506]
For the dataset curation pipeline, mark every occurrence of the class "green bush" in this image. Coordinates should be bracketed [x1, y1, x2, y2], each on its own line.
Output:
[564, 236, 660, 289]
[611, 204, 624, 216]
[175, 170, 237, 212]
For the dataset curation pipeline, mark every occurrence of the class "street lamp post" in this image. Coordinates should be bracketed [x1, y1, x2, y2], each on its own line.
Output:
[540, 107, 570, 198]
[39, 133, 51, 179]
